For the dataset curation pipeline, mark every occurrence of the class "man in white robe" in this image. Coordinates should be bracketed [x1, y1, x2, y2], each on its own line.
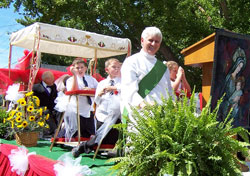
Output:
[121, 26, 173, 120]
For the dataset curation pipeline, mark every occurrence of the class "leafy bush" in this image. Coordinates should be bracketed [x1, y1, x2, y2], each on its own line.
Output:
[0, 108, 11, 139]
[110, 93, 249, 176]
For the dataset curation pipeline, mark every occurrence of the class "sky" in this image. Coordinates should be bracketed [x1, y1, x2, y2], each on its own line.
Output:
[0, 6, 25, 68]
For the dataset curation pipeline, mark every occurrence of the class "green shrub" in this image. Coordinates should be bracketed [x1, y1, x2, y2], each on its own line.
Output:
[110, 93, 249, 176]
[0, 109, 11, 138]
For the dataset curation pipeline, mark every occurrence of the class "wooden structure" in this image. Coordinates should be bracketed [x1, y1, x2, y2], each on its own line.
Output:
[181, 33, 215, 106]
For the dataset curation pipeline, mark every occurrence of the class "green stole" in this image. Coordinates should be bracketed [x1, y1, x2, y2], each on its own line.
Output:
[120, 59, 167, 156]
[122, 59, 167, 117]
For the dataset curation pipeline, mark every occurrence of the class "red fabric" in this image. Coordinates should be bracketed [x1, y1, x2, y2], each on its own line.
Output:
[175, 91, 191, 98]
[0, 69, 13, 94]
[51, 137, 90, 142]
[93, 144, 115, 150]
[0, 144, 59, 176]
[0, 144, 20, 176]
[15, 49, 33, 70]
[65, 89, 96, 96]
[0, 49, 103, 94]
[92, 73, 105, 82]
[0, 143, 20, 157]
[199, 92, 203, 110]
[0, 68, 72, 94]
[27, 155, 57, 176]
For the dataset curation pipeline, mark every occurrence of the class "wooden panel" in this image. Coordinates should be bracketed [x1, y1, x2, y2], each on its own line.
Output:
[181, 33, 215, 66]
[201, 62, 213, 106]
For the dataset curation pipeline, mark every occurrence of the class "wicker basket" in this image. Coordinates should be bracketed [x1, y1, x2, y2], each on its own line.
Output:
[15, 131, 39, 147]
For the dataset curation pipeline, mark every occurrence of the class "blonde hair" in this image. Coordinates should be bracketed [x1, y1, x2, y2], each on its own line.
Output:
[105, 58, 120, 68]
[166, 61, 179, 71]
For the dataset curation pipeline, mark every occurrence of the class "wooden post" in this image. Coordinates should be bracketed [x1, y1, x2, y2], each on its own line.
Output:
[181, 33, 215, 107]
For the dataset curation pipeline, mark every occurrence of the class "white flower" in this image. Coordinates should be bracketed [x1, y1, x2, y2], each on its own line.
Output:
[8, 146, 36, 176]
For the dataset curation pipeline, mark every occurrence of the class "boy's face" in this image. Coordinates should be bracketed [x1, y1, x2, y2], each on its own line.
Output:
[74, 63, 87, 77]
[105, 61, 121, 78]
[170, 65, 178, 81]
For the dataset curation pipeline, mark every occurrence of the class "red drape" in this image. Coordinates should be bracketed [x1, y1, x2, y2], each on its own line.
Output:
[0, 144, 59, 176]
[26, 155, 58, 176]
[0, 144, 20, 176]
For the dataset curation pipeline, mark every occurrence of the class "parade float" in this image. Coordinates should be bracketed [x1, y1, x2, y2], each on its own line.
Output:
[0, 22, 131, 176]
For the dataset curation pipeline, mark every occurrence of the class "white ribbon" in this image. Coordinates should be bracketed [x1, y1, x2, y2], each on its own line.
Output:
[54, 153, 94, 176]
[8, 146, 36, 176]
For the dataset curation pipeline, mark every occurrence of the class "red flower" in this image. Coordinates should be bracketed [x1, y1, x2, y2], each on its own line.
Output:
[114, 90, 119, 95]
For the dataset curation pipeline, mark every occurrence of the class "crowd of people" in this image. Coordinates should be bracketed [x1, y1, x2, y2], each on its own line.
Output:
[32, 26, 191, 157]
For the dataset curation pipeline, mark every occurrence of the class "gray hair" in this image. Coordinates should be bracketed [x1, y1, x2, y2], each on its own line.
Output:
[42, 71, 54, 80]
[141, 27, 162, 43]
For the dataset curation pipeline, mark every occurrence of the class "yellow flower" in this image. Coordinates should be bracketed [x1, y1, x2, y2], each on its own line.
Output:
[18, 99, 27, 106]
[29, 102, 34, 106]
[32, 96, 40, 106]
[45, 114, 50, 120]
[39, 108, 43, 116]
[17, 124, 23, 128]
[15, 116, 22, 123]
[25, 91, 33, 97]
[27, 105, 34, 112]
[7, 110, 16, 120]
[21, 121, 28, 128]
[29, 116, 35, 121]
[16, 112, 22, 117]
[38, 121, 44, 127]
[8, 110, 16, 119]
[17, 98, 24, 103]
[11, 121, 14, 128]
[3, 118, 6, 123]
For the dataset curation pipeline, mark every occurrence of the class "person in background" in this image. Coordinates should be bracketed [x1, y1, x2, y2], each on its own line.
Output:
[32, 71, 58, 136]
[53, 74, 71, 138]
[72, 58, 122, 157]
[120, 26, 173, 124]
[66, 58, 98, 138]
[166, 61, 191, 95]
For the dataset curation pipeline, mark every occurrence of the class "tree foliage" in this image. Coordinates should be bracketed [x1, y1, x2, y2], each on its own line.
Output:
[1, 0, 250, 91]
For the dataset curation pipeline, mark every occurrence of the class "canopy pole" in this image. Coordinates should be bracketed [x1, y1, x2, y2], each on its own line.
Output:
[8, 44, 12, 78]
[28, 27, 41, 91]
[126, 40, 131, 58]
[94, 49, 98, 75]
[28, 37, 37, 91]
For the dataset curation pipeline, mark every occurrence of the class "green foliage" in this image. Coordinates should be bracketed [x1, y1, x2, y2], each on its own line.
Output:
[0, 108, 10, 138]
[110, 93, 249, 175]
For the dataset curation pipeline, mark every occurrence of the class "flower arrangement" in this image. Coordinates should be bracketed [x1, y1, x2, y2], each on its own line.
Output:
[4, 91, 50, 135]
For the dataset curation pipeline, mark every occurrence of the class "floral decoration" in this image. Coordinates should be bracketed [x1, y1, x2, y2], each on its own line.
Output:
[4, 91, 50, 134]
[98, 41, 105, 47]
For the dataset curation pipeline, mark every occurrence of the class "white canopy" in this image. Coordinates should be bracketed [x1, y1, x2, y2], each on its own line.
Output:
[10, 22, 131, 58]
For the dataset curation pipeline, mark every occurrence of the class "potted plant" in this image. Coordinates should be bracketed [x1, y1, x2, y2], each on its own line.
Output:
[110, 93, 249, 175]
[4, 91, 50, 147]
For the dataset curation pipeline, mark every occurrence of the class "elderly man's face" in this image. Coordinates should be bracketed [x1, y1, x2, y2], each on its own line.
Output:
[44, 76, 54, 86]
[141, 34, 161, 55]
